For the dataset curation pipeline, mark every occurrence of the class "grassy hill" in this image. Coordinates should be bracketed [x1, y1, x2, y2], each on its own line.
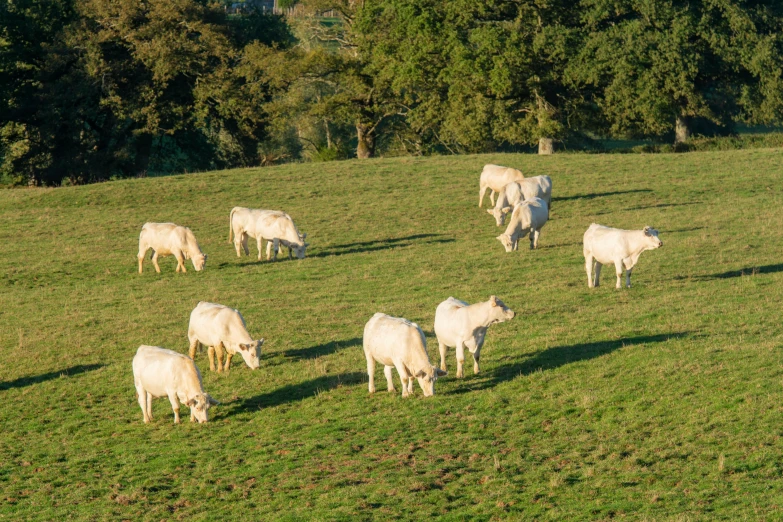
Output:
[1, 149, 782, 520]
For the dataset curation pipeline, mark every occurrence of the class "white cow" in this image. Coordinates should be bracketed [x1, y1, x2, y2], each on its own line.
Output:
[434, 296, 515, 378]
[496, 197, 549, 252]
[478, 164, 524, 207]
[188, 302, 264, 372]
[487, 175, 553, 226]
[132, 345, 219, 424]
[229, 207, 309, 261]
[138, 223, 207, 274]
[363, 313, 447, 398]
[583, 224, 663, 289]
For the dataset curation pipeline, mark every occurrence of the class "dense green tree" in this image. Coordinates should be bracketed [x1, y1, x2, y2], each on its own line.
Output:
[576, 0, 783, 143]
[1, 0, 292, 185]
[354, 0, 588, 155]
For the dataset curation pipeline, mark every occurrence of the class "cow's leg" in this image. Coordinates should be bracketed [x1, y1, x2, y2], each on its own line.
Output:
[188, 337, 199, 360]
[151, 252, 161, 273]
[479, 184, 488, 207]
[265, 239, 272, 260]
[136, 384, 150, 423]
[614, 259, 624, 289]
[216, 343, 225, 372]
[585, 254, 594, 288]
[288, 246, 293, 260]
[241, 233, 249, 256]
[175, 251, 187, 273]
[365, 353, 376, 393]
[530, 228, 537, 250]
[489, 190, 497, 207]
[146, 392, 153, 421]
[137, 247, 147, 274]
[224, 350, 233, 372]
[393, 360, 411, 397]
[594, 262, 603, 287]
[533, 228, 541, 249]
[167, 393, 181, 424]
[382, 365, 396, 392]
[406, 373, 414, 395]
[207, 345, 217, 372]
[626, 268, 633, 288]
[473, 344, 482, 375]
[438, 340, 447, 371]
[272, 238, 280, 261]
[257, 236, 264, 261]
[455, 340, 466, 378]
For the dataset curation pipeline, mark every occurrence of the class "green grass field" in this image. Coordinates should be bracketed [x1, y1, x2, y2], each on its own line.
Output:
[1, 149, 783, 520]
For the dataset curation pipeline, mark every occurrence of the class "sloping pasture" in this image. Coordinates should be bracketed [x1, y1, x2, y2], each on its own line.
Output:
[1, 149, 782, 520]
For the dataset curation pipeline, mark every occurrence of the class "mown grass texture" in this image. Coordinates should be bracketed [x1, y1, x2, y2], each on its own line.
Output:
[1, 149, 782, 520]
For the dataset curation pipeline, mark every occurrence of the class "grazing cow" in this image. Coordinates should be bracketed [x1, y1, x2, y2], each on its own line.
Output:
[363, 313, 447, 398]
[132, 345, 219, 424]
[138, 223, 207, 274]
[229, 207, 309, 261]
[434, 296, 515, 378]
[188, 302, 264, 372]
[496, 197, 549, 252]
[583, 224, 663, 289]
[478, 164, 524, 207]
[487, 175, 553, 226]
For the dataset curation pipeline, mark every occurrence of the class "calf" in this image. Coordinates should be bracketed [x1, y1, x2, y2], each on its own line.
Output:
[496, 197, 549, 252]
[229, 207, 309, 261]
[434, 296, 515, 378]
[188, 302, 264, 372]
[478, 164, 524, 207]
[132, 345, 218, 424]
[583, 224, 663, 289]
[487, 175, 553, 226]
[138, 223, 207, 274]
[363, 313, 446, 398]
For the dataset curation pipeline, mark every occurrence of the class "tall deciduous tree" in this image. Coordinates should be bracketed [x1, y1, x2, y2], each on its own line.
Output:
[576, 0, 783, 144]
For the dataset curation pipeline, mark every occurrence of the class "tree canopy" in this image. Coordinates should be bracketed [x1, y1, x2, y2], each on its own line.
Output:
[1, 0, 782, 185]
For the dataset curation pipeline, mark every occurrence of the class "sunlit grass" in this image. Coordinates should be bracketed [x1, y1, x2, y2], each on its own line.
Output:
[1, 148, 782, 519]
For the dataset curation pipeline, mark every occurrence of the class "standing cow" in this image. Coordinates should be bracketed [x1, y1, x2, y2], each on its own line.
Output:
[138, 223, 207, 274]
[229, 207, 309, 261]
[496, 197, 549, 252]
[478, 164, 525, 207]
[487, 175, 553, 226]
[583, 224, 663, 289]
[188, 302, 264, 372]
[434, 296, 515, 378]
[363, 313, 447, 398]
[132, 345, 219, 424]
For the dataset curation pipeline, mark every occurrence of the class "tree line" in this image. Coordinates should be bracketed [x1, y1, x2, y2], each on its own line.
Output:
[2, 0, 782, 185]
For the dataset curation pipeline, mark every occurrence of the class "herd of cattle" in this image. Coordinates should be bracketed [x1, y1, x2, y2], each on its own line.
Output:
[132, 163, 664, 424]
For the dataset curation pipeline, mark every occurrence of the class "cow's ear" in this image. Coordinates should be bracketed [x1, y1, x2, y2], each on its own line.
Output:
[643, 226, 652, 236]
[186, 398, 197, 407]
[206, 394, 220, 406]
[490, 295, 498, 306]
[502, 207, 512, 214]
[239, 343, 250, 351]
[257, 338, 265, 347]
[415, 370, 427, 378]
[435, 368, 447, 377]
[301, 233, 307, 240]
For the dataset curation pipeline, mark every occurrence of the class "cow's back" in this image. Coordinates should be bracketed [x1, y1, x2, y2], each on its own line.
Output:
[133, 345, 200, 395]
[364, 313, 425, 363]
[189, 302, 247, 345]
[434, 297, 469, 339]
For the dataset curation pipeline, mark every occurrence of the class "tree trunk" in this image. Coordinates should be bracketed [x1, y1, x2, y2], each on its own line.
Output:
[356, 123, 375, 159]
[324, 118, 332, 150]
[675, 116, 690, 144]
[538, 138, 554, 155]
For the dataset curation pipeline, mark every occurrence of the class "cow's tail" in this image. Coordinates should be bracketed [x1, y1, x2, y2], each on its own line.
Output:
[228, 208, 236, 243]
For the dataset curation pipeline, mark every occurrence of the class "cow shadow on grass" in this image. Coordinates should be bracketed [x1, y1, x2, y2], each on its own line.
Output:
[553, 189, 652, 203]
[281, 337, 363, 360]
[0, 364, 105, 391]
[688, 264, 783, 281]
[450, 332, 690, 394]
[228, 372, 365, 413]
[312, 234, 455, 258]
[623, 201, 702, 211]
